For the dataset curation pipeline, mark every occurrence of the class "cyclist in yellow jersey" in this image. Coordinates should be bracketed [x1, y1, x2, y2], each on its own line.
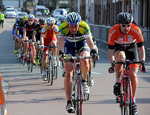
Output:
[0, 12, 5, 28]
[58, 12, 98, 113]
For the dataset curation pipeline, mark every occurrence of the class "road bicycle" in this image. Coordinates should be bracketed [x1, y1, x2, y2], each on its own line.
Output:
[111, 60, 145, 115]
[64, 55, 93, 115]
[26, 39, 34, 72]
[45, 45, 58, 85]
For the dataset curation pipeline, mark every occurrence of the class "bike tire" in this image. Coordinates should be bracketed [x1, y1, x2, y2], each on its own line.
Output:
[53, 66, 58, 79]
[49, 56, 53, 85]
[30, 52, 33, 72]
[75, 77, 82, 115]
[123, 80, 132, 115]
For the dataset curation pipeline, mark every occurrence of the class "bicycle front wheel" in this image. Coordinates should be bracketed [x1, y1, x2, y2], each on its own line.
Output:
[123, 80, 132, 115]
[48, 56, 53, 86]
[74, 77, 82, 115]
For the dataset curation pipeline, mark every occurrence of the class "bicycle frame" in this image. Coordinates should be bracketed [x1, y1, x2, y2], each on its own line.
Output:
[113, 60, 145, 115]
[64, 56, 92, 115]
[27, 40, 34, 72]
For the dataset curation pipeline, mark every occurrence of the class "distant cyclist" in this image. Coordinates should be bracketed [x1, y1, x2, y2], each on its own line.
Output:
[32, 18, 45, 65]
[108, 12, 147, 115]
[23, 14, 37, 64]
[0, 12, 5, 28]
[40, 17, 58, 81]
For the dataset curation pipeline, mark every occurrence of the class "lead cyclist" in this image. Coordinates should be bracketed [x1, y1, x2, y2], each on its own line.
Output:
[58, 12, 99, 113]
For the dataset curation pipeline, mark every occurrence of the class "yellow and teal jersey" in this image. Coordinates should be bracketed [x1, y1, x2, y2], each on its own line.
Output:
[59, 21, 91, 42]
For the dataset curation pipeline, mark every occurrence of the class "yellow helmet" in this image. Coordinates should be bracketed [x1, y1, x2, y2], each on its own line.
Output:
[22, 16, 28, 22]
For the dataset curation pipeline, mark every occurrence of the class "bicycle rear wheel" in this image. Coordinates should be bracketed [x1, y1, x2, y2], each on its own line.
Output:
[53, 66, 58, 79]
[123, 80, 132, 115]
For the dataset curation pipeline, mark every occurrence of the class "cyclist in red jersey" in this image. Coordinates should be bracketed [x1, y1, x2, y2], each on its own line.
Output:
[40, 17, 58, 81]
[108, 12, 147, 115]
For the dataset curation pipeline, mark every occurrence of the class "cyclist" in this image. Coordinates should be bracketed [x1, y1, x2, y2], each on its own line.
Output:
[0, 12, 4, 28]
[40, 17, 58, 81]
[88, 34, 97, 86]
[14, 18, 23, 54]
[108, 12, 147, 115]
[32, 18, 45, 65]
[23, 14, 37, 64]
[58, 12, 98, 113]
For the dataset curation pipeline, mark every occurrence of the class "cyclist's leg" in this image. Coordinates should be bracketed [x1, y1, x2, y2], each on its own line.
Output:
[14, 36, 20, 54]
[113, 50, 126, 96]
[50, 39, 57, 66]
[23, 36, 29, 54]
[42, 38, 49, 76]
[64, 62, 74, 112]
[129, 65, 138, 99]
[88, 59, 94, 86]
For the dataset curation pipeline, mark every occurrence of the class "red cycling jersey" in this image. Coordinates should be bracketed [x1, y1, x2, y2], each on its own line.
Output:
[41, 25, 59, 52]
[108, 23, 144, 46]
[108, 23, 144, 68]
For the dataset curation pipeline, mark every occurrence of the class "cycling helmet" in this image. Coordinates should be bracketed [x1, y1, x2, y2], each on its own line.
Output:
[46, 17, 55, 24]
[66, 12, 81, 25]
[117, 12, 133, 24]
[28, 14, 35, 19]
[39, 18, 45, 24]
[22, 16, 28, 22]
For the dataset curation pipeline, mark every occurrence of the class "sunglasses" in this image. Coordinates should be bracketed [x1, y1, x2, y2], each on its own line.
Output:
[40, 23, 44, 25]
[47, 23, 53, 26]
[120, 24, 131, 28]
[28, 19, 34, 22]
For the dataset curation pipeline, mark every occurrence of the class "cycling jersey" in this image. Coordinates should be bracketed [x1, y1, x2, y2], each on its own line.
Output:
[108, 23, 144, 49]
[108, 23, 144, 65]
[16, 21, 25, 36]
[59, 21, 91, 43]
[24, 22, 36, 39]
[41, 25, 59, 52]
[41, 25, 59, 40]
[59, 21, 91, 62]
[34, 24, 42, 41]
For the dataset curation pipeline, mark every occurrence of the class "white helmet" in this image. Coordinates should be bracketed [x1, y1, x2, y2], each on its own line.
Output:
[46, 17, 55, 24]
[28, 14, 35, 19]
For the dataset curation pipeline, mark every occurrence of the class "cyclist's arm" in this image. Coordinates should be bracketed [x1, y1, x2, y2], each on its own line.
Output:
[40, 34, 45, 45]
[138, 46, 145, 61]
[32, 31, 36, 42]
[108, 48, 115, 66]
[23, 28, 26, 40]
[86, 36, 98, 52]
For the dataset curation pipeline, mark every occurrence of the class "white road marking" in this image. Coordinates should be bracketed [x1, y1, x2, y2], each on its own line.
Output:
[92, 71, 102, 75]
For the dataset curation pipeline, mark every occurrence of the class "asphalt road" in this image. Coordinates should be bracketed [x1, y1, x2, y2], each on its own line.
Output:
[0, 19, 150, 115]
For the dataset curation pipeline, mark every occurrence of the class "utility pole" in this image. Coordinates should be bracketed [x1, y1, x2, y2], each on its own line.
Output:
[0, 0, 3, 10]
[19, 0, 21, 8]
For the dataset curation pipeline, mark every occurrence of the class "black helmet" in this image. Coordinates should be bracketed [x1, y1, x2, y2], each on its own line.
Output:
[117, 12, 133, 24]
[39, 18, 45, 24]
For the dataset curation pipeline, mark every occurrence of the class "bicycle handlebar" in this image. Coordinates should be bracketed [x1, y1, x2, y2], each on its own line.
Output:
[111, 60, 146, 71]
[64, 56, 92, 60]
